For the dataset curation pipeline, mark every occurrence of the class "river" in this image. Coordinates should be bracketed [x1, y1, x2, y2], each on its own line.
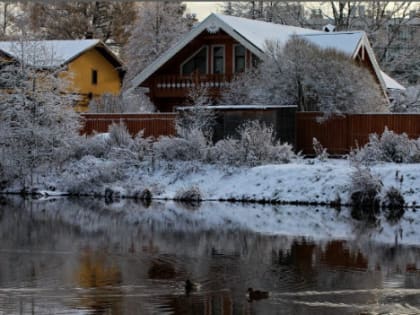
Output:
[0, 196, 419, 315]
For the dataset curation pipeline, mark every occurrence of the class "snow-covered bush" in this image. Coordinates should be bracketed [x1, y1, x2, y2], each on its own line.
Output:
[349, 166, 383, 221]
[312, 137, 328, 161]
[210, 138, 242, 166]
[174, 186, 202, 202]
[209, 120, 295, 166]
[350, 128, 420, 164]
[130, 130, 153, 161]
[73, 133, 111, 159]
[153, 128, 210, 162]
[65, 157, 125, 195]
[382, 187, 405, 222]
[108, 122, 133, 148]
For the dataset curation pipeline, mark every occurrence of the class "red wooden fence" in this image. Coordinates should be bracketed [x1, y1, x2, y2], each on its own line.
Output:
[81, 113, 177, 138]
[81, 112, 420, 155]
[296, 112, 420, 155]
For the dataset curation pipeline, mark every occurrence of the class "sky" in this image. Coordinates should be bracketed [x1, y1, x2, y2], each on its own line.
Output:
[184, 2, 223, 20]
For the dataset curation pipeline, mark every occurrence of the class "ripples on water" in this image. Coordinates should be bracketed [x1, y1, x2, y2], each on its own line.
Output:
[0, 196, 420, 315]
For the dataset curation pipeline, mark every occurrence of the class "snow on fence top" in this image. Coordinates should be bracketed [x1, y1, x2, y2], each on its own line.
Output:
[177, 105, 298, 110]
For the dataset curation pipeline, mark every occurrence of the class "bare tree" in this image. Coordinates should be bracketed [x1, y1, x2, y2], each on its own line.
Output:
[122, 1, 193, 88]
[22, 2, 137, 45]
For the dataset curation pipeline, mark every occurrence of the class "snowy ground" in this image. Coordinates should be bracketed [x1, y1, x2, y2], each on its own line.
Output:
[24, 157, 420, 207]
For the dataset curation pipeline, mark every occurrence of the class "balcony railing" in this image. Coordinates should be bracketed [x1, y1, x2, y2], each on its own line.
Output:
[153, 74, 234, 90]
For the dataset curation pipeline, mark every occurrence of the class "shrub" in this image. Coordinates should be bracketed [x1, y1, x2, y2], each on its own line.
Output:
[312, 137, 328, 161]
[174, 186, 202, 202]
[73, 133, 111, 159]
[349, 166, 382, 221]
[108, 121, 133, 148]
[350, 127, 420, 165]
[130, 130, 153, 161]
[211, 120, 295, 166]
[153, 128, 210, 161]
[382, 187, 405, 222]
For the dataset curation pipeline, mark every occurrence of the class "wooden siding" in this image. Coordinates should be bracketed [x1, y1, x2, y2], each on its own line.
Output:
[143, 30, 253, 111]
[296, 112, 420, 155]
[81, 113, 176, 138]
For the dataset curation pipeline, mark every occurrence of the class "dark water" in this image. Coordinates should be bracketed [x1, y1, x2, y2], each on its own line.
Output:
[1, 197, 420, 315]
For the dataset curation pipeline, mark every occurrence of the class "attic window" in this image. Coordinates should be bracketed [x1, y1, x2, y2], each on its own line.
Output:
[91, 69, 98, 85]
[212, 46, 224, 74]
[181, 46, 208, 75]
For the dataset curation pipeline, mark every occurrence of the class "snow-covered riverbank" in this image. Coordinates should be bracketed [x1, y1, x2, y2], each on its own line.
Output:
[6, 157, 420, 207]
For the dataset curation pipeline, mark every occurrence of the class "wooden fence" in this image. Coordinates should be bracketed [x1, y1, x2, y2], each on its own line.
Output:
[81, 113, 177, 138]
[80, 112, 420, 155]
[296, 113, 420, 155]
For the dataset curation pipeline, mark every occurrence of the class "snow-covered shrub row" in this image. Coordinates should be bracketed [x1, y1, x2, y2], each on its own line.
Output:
[151, 120, 295, 166]
[350, 127, 420, 164]
[209, 121, 295, 166]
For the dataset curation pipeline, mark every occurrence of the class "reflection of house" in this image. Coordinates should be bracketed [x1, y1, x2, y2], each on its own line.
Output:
[129, 13, 402, 112]
[0, 39, 123, 112]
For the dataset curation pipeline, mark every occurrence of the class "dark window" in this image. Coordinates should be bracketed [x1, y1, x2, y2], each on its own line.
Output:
[92, 69, 98, 85]
[234, 45, 246, 73]
[182, 47, 207, 75]
[212, 46, 224, 74]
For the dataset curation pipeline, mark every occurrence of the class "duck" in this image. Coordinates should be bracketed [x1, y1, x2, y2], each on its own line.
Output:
[185, 279, 200, 295]
[246, 288, 269, 301]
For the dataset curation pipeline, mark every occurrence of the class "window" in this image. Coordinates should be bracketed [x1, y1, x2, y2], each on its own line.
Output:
[234, 45, 246, 73]
[91, 69, 98, 85]
[181, 46, 208, 75]
[212, 46, 224, 74]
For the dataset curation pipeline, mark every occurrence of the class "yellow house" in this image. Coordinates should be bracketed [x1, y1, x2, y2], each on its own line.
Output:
[0, 39, 123, 112]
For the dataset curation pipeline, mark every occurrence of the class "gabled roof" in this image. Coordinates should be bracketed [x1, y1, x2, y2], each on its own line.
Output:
[128, 13, 390, 94]
[0, 39, 123, 69]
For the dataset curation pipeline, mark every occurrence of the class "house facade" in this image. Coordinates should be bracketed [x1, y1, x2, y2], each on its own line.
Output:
[0, 39, 123, 112]
[128, 13, 403, 112]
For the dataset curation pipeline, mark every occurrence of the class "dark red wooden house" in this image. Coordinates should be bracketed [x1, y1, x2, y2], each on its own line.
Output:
[127, 13, 403, 112]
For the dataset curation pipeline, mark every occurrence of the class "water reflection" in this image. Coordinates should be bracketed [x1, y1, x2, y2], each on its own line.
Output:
[0, 196, 419, 314]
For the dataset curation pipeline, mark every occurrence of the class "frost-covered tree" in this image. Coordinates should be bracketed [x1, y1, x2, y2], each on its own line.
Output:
[22, 2, 137, 45]
[222, 1, 307, 26]
[0, 40, 81, 188]
[222, 37, 387, 119]
[122, 1, 192, 88]
[176, 85, 216, 139]
[390, 85, 420, 113]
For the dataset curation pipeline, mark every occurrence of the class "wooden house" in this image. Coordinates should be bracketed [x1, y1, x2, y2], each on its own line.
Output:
[128, 13, 404, 112]
[0, 39, 123, 112]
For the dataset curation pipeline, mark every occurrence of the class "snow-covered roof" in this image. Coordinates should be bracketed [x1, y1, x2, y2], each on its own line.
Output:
[301, 32, 364, 57]
[380, 70, 406, 91]
[0, 39, 122, 68]
[127, 13, 389, 95]
[214, 14, 321, 51]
